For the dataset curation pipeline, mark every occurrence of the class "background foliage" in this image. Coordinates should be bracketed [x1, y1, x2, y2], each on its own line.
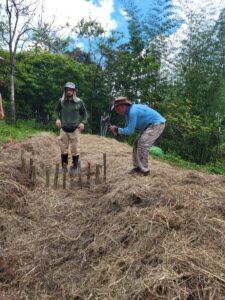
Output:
[0, 0, 224, 169]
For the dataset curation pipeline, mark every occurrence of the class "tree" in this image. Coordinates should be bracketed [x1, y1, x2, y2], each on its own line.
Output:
[161, 0, 225, 163]
[0, 0, 38, 123]
[65, 47, 92, 64]
[31, 19, 70, 54]
[74, 17, 109, 129]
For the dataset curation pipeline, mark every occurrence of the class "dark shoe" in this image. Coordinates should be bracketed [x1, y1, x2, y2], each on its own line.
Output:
[70, 155, 79, 175]
[61, 154, 68, 169]
[60, 154, 68, 173]
[72, 155, 79, 167]
[70, 165, 80, 175]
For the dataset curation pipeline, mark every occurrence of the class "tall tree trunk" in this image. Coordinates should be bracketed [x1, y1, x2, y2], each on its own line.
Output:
[10, 60, 16, 124]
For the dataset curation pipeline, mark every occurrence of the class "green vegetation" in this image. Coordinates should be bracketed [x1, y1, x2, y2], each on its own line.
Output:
[0, 1, 224, 174]
[154, 152, 225, 176]
[0, 120, 40, 144]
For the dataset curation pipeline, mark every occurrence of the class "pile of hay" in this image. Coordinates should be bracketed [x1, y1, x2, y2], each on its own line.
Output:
[0, 132, 225, 299]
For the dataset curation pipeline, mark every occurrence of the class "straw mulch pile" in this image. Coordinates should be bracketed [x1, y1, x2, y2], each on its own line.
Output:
[0, 132, 225, 300]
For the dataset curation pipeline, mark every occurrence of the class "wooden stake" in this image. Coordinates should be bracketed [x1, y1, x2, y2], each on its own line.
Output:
[63, 164, 67, 189]
[70, 173, 74, 189]
[21, 149, 25, 173]
[32, 165, 36, 187]
[78, 161, 82, 187]
[46, 168, 50, 188]
[87, 162, 91, 185]
[53, 163, 59, 189]
[103, 153, 106, 182]
[95, 164, 101, 184]
[29, 158, 33, 179]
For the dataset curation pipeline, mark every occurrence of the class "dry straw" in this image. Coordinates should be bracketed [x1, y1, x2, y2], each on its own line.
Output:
[0, 133, 225, 299]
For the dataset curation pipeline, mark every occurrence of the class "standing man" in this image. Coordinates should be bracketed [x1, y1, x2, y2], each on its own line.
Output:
[55, 82, 87, 174]
[110, 96, 166, 176]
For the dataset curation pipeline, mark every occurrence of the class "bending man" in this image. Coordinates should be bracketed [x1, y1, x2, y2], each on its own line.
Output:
[110, 96, 166, 176]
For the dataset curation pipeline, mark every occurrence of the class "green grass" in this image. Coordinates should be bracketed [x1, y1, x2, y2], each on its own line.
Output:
[155, 152, 225, 176]
[0, 120, 41, 144]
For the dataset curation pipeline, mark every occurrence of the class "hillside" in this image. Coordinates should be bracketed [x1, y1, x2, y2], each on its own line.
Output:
[0, 132, 225, 300]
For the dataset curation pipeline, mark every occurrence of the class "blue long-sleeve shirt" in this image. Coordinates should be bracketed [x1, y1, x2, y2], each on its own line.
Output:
[118, 104, 166, 136]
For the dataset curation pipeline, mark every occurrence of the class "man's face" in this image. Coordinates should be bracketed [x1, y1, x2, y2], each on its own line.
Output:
[115, 104, 128, 116]
[65, 88, 75, 98]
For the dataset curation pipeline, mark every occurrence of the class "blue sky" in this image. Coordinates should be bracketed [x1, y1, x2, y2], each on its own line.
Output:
[1, 0, 224, 50]
[110, 0, 156, 38]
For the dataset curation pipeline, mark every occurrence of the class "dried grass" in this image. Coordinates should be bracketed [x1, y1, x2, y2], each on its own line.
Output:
[0, 132, 225, 299]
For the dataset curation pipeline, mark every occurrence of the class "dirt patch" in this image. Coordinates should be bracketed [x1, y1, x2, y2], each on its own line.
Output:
[0, 132, 225, 299]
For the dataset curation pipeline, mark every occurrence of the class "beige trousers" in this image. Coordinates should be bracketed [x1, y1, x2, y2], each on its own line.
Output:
[58, 128, 80, 156]
[133, 123, 165, 172]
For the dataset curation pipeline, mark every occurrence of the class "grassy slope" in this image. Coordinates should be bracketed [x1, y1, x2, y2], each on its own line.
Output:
[0, 120, 41, 144]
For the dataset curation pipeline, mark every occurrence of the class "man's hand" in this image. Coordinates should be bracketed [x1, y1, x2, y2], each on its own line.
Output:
[79, 123, 85, 131]
[55, 119, 61, 129]
[109, 125, 118, 136]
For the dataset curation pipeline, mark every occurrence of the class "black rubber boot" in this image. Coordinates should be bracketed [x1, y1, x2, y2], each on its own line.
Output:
[70, 155, 79, 174]
[61, 154, 68, 172]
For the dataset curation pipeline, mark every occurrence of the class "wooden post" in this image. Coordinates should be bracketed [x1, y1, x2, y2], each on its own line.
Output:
[78, 161, 82, 187]
[40, 161, 45, 171]
[21, 149, 25, 173]
[29, 158, 33, 179]
[63, 164, 66, 189]
[53, 163, 59, 189]
[103, 153, 106, 182]
[0, 247, 5, 275]
[70, 173, 74, 189]
[32, 165, 36, 187]
[95, 164, 101, 184]
[87, 162, 91, 186]
[46, 168, 50, 188]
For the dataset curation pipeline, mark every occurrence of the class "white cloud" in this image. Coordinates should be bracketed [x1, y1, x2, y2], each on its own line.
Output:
[169, 0, 225, 43]
[76, 42, 85, 50]
[119, 7, 129, 20]
[39, 0, 117, 35]
[0, 0, 118, 51]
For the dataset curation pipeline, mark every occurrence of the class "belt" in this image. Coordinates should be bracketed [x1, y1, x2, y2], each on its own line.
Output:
[144, 122, 165, 131]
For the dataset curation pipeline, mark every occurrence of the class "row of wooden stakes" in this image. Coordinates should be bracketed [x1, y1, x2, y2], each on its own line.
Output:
[20, 150, 107, 189]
